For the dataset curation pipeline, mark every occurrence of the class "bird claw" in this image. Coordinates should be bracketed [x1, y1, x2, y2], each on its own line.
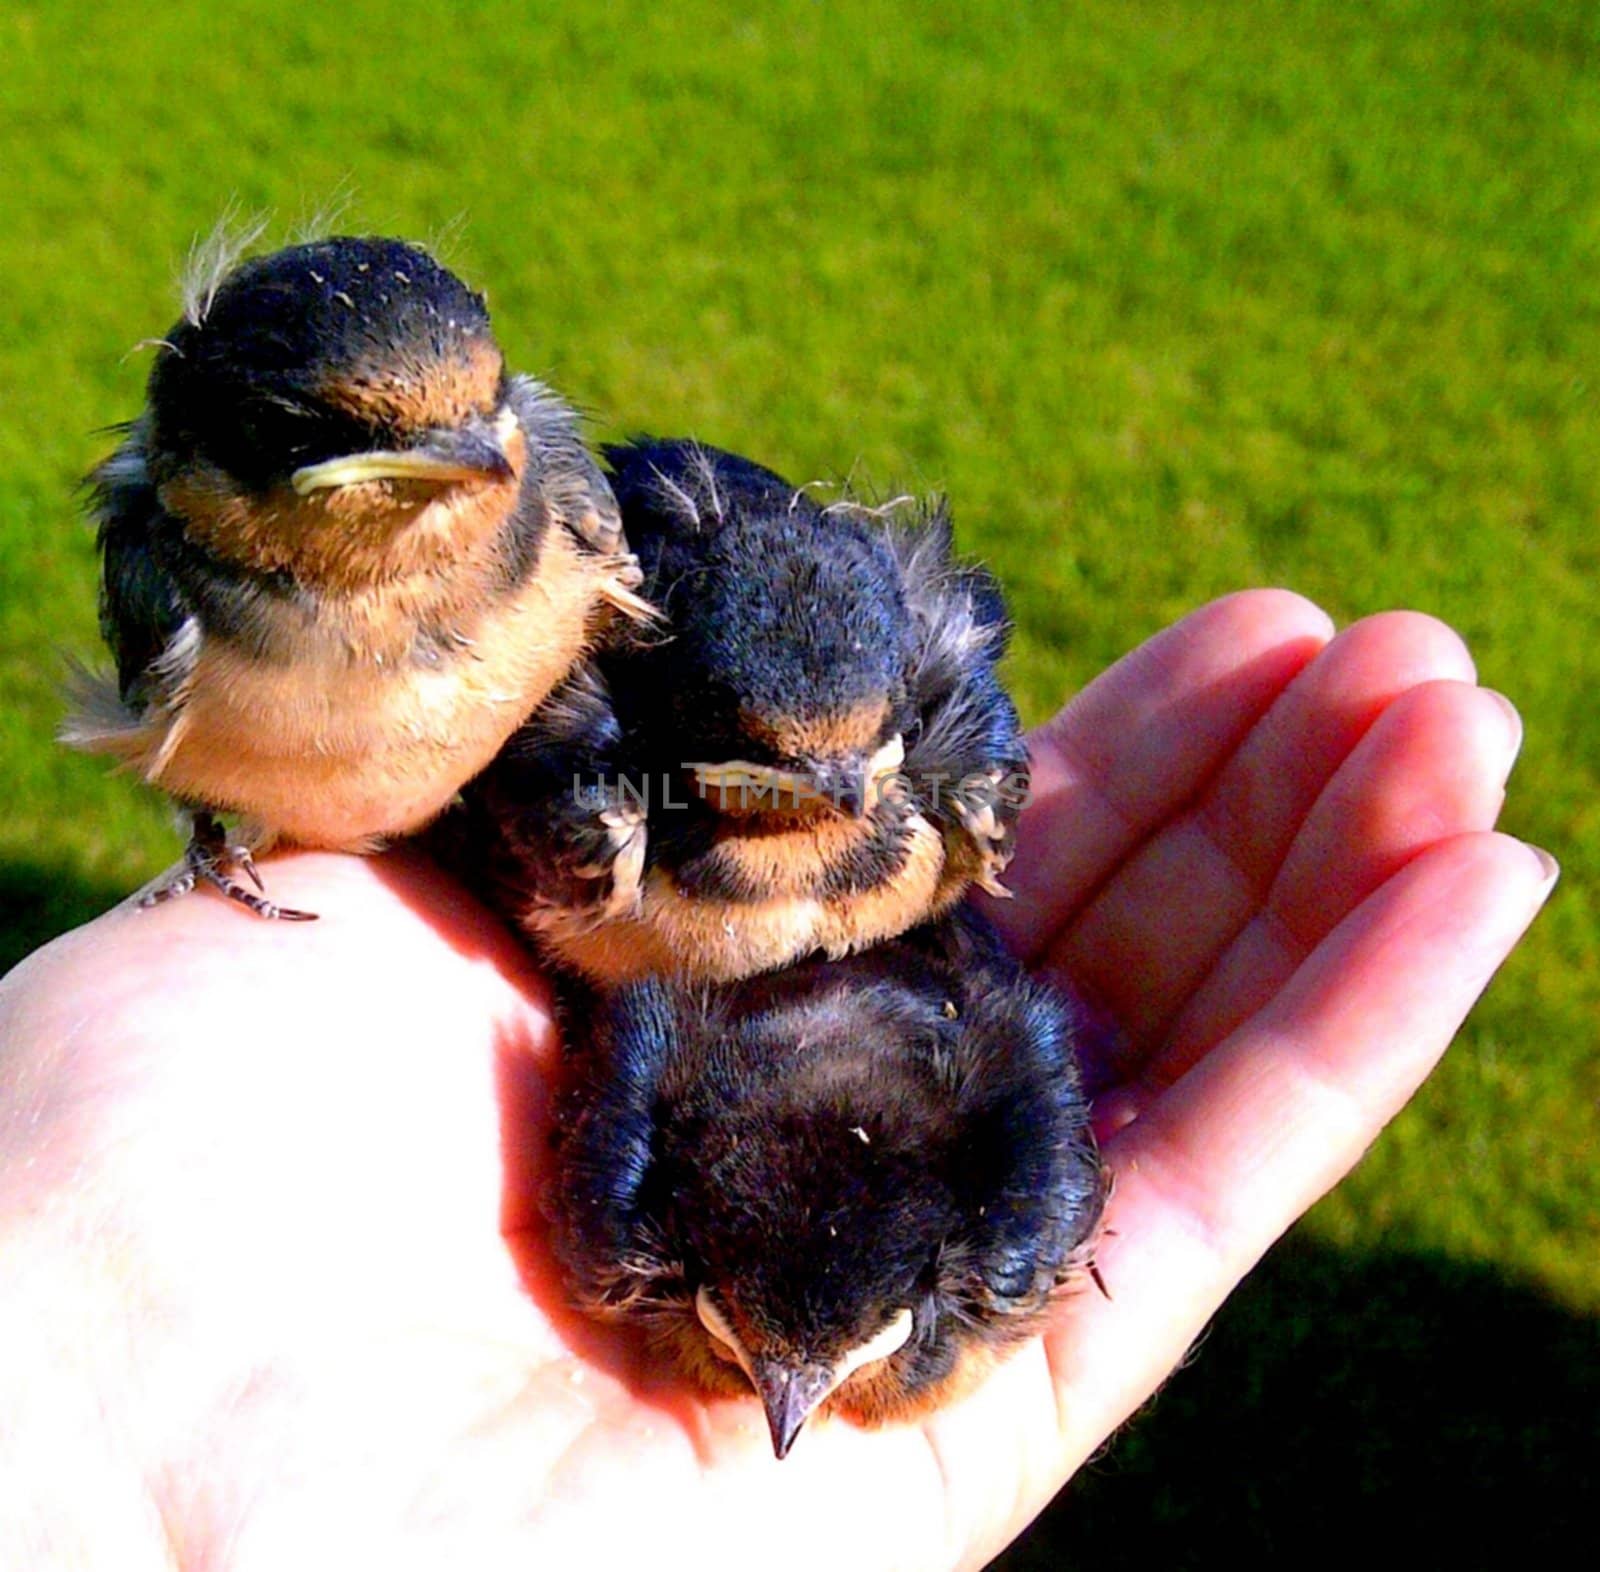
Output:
[570, 803, 647, 923]
[233, 844, 265, 892]
[952, 768, 1017, 892]
[140, 815, 318, 921]
[142, 867, 198, 905]
[598, 807, 648, 920]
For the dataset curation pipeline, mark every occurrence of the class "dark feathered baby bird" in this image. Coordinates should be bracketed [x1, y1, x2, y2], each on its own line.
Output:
[62, 234, 642, 917]
[453, 438, 1028, 979]
[547, 907, 1104, 1458]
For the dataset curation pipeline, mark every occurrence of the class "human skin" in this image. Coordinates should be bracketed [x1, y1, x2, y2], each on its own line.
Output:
[0, 591, 1555, 1571]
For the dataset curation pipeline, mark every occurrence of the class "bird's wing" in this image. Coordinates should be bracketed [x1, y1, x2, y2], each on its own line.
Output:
[504, 376, 652, 621]
[548, 974, 685, 1311]
[505, 374, 627, 555]
[565, 442, 629, 559]
[449, 662, 645, 922]
[940, 940, 1105, 1305]
[67, 425, 200, 739]
[890, 505, 1028, 798]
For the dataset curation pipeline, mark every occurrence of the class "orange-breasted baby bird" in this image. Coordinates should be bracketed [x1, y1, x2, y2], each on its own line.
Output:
[452, 438, 1029, 980]
[547, 907, 1105, 1458]
[62, 234, 642, 918]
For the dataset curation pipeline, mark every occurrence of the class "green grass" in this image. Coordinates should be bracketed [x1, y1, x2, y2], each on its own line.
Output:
[2, 0, 1594, 1557]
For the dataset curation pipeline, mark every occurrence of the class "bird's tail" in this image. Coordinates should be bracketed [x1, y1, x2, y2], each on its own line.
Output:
[57, 661, 147, 758]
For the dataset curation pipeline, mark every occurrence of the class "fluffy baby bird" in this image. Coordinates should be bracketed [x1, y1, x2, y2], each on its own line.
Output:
[547, 908, 1105, 1458]
[64, 234, 641, 918]
[453, 438, 1028, 980]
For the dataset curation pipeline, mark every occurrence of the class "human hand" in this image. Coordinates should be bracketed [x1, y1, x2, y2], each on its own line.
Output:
[0, 591, 1553, 1571]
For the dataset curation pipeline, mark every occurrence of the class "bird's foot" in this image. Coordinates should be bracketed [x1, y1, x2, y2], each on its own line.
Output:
[571, 801, 647, 923]
[140, 815, 317, 921]
[952, 769, 1017, 899]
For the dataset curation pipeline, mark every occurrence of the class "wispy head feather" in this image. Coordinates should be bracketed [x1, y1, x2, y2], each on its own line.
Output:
[648, 464, 702, 528]
[424, 210, 471, 265]
[286, 178, 357, 245]
[120, 337, 180, 365]
[645, 443, 733, 530]
[820, 493, 916, 521]
[683, 444, 726, 523]
[180, 201, 271, 326]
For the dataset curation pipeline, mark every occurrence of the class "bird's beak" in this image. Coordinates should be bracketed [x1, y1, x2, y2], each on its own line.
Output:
[696, 1286, 915, 1460]
[291, 407, 518, 494]
[752, 1358, 841, 1461]
[689, 735, 905, 818]
[688, 760, 817, 810]
[750, 1304, 915, 1459]
[805, 755, 871, 818]
[807, 733, 906, 819]
[696, 1285, 833, 1456]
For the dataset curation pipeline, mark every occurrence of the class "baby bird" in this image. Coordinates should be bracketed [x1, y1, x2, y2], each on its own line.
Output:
[453, 438, 1028, 980]
[547, 907, 1105, 1458]
[63, 234, 641, 918]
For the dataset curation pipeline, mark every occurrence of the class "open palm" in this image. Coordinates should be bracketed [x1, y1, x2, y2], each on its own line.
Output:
[0, 591, 1551, 1571]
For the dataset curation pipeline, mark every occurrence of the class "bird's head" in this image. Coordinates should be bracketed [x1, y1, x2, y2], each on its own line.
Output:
[604, 440, 917, 819]
[679, 1067, 961, 1460]
[550, 921, 1105, 1458]
[140, 236, 525, 581]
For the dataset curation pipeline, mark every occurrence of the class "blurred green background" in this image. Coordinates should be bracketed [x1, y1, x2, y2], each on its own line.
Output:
[2, 0, 1593, 1560]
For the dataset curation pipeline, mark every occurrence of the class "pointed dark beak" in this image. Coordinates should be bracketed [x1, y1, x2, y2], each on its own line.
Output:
[805, 755, 871, 819]
[290, 413, 517, 495]
[753, 1358, 839, 1460]
[414, 419, 515, 482]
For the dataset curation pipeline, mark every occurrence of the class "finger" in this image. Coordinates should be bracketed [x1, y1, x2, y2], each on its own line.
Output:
[1196, 612, 1477, 893]
[1152, 680, 1521, 1081]
[992, 590, 1334, 959]
[1039, 832, 1556, 1468]
[1035, 613, 1480, 1055]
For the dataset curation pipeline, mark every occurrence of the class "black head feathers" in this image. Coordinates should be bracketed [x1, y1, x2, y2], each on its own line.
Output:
[454, 437, 1030, 983]
[602, 440, 914, 766]
[547, 908, 1105, 1457]
[148, 236, 504, 492]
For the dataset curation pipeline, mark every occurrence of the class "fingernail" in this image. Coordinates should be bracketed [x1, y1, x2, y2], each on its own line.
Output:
[1526, 842, 1560, 893]
[1483, 689, 1524, 770]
